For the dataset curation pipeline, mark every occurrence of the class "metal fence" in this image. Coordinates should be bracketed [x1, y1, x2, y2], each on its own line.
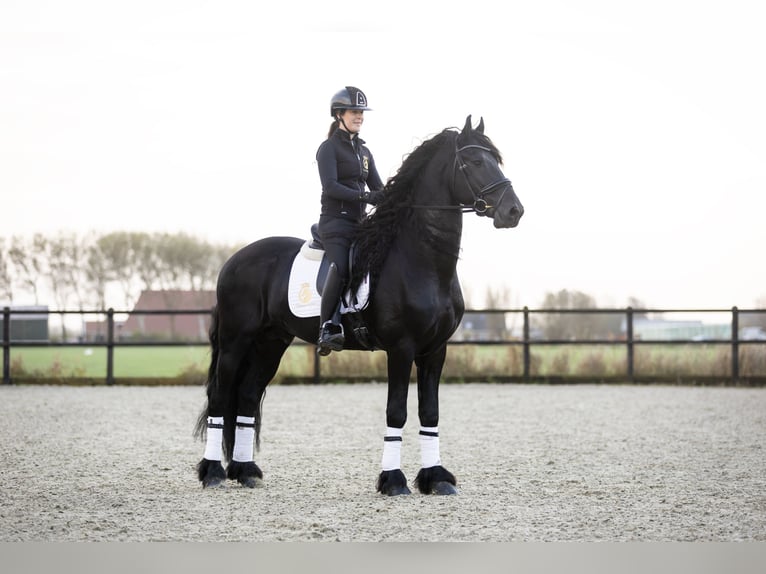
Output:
[3, 306, 766, 385]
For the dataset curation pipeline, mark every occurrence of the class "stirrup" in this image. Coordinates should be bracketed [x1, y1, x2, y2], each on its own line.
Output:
[318, 322, 344, 355]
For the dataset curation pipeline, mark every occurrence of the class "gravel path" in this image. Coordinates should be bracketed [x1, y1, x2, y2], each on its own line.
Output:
[1, 383, 764, 541]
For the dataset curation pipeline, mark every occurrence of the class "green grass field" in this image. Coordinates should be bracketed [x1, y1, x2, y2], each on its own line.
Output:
[4, 342, 765, 383]
[5, 344, 318, 381]
[7, 346, 210, 378]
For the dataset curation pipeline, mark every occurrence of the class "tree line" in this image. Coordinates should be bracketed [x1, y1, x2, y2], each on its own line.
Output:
[2, 231, 763, 339]
[0, 231, 241, 310]
[1, 231, 647, 340]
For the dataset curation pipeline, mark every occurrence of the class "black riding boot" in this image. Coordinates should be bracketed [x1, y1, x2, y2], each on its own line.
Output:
[318, 262, 345, 356]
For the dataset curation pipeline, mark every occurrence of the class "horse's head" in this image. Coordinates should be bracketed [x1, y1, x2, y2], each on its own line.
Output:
[454, 116, 524, 228]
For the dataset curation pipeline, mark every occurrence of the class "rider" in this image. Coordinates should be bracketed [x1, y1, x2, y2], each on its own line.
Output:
[316, 86, 384, 356]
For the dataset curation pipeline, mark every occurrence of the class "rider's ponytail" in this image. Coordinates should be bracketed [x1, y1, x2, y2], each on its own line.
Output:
[327, 119, 340, 138]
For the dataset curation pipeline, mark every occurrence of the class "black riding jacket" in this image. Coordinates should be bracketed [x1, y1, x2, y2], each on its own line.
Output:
[316, 128, 384, 222]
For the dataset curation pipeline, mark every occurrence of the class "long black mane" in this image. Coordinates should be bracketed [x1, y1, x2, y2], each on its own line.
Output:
[350, 125, 502, 293]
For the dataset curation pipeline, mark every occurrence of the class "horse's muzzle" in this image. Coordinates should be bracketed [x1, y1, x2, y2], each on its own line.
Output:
[492, 189, 524, 228]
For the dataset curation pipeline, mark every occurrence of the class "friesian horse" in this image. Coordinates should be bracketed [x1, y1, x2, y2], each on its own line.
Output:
[194, 116, 524, 495]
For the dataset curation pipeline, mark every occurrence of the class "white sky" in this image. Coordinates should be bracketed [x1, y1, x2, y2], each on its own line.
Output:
[1, 0, 765, 309]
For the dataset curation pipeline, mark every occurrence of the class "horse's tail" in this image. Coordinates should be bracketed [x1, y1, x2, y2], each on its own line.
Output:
[193, 304, 220, 442]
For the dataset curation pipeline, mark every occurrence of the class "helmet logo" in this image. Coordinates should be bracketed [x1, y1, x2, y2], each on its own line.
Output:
[355, 91, 367, 107]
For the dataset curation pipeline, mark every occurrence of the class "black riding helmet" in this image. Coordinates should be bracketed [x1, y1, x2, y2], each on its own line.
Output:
[330, 86, 372, 117]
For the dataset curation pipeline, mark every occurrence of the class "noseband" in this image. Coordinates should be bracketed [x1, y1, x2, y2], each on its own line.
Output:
[411, 142, 511, 214]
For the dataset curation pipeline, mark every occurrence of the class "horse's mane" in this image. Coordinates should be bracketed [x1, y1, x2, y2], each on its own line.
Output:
[349, 125, 502, 294]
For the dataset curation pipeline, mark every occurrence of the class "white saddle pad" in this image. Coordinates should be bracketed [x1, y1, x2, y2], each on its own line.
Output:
[287, 241, 370, 318]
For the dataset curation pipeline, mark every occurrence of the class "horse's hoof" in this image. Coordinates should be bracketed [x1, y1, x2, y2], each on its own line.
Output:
[385, 485, 412, 496]
[197, 459, 227, 489]
[202, 476, 226, 489]
[239, 476, 264, 489]
[430, 481, 458, 495]
[226, 460, 264, 488]
[414, 465, 457, 495]
[377, 469, 410, 496]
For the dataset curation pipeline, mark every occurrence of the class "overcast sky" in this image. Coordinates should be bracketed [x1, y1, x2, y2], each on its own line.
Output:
[2, 0, 765, 309]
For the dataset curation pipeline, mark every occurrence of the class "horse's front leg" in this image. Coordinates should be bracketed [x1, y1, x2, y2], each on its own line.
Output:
[414, 345, 457, 495]
[376, 348, 414, 496]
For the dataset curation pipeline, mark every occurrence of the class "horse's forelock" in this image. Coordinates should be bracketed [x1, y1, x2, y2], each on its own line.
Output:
[459, 125, 503, 166]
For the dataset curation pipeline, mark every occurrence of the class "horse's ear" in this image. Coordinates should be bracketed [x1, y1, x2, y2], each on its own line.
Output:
[476, 117, 485, 134]
[463, 115, 473, 134]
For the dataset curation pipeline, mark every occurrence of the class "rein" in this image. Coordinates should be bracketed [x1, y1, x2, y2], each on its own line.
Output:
[410, 143, 511, 214]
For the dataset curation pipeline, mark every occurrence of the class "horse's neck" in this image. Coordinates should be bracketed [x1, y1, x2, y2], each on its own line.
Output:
[384, 168, 461, 280]
[398, 209, 463, 279]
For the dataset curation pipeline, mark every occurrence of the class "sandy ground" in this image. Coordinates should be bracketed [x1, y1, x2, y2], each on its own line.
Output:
[0, 382, 764, 542]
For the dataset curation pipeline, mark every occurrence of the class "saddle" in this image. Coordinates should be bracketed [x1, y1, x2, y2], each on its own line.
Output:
[288, 225, 374, 347]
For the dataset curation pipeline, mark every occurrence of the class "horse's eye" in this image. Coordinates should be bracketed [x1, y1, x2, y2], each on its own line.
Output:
[472, 160, 482, 167]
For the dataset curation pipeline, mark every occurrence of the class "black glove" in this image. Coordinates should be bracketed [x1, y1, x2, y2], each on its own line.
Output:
[362, 190, 384, 205]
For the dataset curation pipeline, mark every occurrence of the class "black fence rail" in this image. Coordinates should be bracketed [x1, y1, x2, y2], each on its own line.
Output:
[3, 306, 766, 385]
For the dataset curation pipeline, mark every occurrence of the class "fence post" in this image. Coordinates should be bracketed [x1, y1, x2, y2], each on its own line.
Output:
[523, 306, 530, 380]
[731, 306, 739, 383]
[626, 307, 634, 382]
[2, 307, 10, 384]
[313, 346, 321, 384]
[106, 308, 115, 385]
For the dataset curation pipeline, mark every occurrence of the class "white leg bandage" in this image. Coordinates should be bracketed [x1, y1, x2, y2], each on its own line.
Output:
[419, 426, 441, 468]
[232, 416, 256, 462]
[381, 426, 403, 471]
[203, 416, 224, 461]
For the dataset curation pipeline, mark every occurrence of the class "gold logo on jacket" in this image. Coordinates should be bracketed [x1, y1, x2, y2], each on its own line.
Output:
[363, 156, 369, 171]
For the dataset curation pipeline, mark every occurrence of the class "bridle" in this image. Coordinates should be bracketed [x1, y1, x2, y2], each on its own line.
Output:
[453, 143, 511, 214]
[411, 142, 511, 214]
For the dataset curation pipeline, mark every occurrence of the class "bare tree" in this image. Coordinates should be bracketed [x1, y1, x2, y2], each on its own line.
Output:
[0, 238, 13, 304]
[134, 233, 164, 291]
[185, 236, 218, 291]
[627, 296, 650, 320]
[484, 285, 513, 338]
[96, 232, 149, 308]
[85, 233, 111, 310]
[537, 289, 619, 340]
[153, 233, 239, 292]
[154, 232, 197, 290]
[2, 230, 240, 311]
[8, 235, 49, 305]
[45, 232, 93, 310]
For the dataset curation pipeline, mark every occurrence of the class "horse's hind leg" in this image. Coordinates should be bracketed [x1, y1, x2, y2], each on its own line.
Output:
[226, 335, 291, 488]
[197, 340, 244, 488]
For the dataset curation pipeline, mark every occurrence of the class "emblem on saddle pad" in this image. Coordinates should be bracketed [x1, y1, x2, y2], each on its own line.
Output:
[287, 241, 370, 318]
[298, 282, 312, 305]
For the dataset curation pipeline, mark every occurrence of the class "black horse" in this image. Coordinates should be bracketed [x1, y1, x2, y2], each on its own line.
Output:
[195, 116, 524, 495]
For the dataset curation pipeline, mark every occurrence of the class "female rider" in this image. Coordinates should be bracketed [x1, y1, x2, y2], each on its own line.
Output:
[316, 86, 384, 355]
